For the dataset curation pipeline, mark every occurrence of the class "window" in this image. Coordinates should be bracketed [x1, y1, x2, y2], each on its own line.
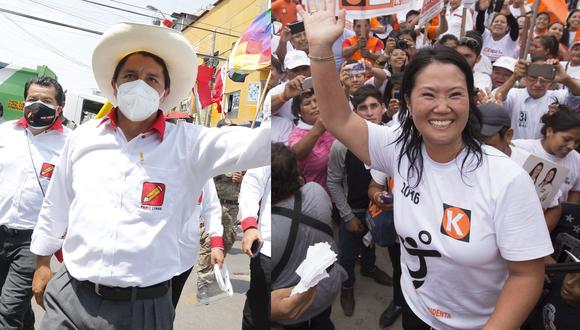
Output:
[226, 91, 240, 119]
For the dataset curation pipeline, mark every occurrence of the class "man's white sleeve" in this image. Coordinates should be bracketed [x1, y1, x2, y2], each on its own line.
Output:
[202, 179, 224, 249]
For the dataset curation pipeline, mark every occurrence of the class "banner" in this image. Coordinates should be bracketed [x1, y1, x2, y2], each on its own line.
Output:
[333, 0, 421, 19]
[418, 0, 444, 27]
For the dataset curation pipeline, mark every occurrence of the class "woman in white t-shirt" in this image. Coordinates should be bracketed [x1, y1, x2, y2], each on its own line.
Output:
[475, 0, 519, 62]
[561, 41, 580, 81]
[299, 2, 553, 329]
[514, 105, 580, 203]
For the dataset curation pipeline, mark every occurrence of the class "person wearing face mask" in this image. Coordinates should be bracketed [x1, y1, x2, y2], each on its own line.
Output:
[28, 23, 269, 329]
[0, 76, 70, 330]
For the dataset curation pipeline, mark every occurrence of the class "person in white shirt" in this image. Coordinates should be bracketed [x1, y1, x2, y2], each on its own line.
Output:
[475, 0, 519, 63]
[29, 23, 269, 330]
[495, 58, 580, 139]
[456, 31, 493, 90]
[238, 166, 271, 330]
[268, 50, 311, 121]
[443, 0, 474, 39]
[298, 3, 553, 328]
[0, 76, 70, 330]
[513, 105, 580, 204]
[478, 102, 562, 231]
[561, 41, 580, 81]
[172, 179, 222, 308]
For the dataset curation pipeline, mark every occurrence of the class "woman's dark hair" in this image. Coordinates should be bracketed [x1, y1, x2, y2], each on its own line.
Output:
[272, 142, 302, 204]
[290, 89, 315, 124]
[540, 168, 557, 187]
[529, 162, 544, 183]
[540, 104, 580, 136]
[112, 51, 170, 89]
[566, 9, 580, 28]
[382, 73, 403, 114]
[549, 21, 570, 46]
[538, 11, 550, 21]
[395, 46, 483, 187]
[534, 35, 560, 59]
[271, 55, 283, 74]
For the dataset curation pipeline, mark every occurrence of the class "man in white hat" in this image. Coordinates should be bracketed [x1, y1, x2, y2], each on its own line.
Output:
[491, 56, 516, 91]
[29, 22, 269, 329]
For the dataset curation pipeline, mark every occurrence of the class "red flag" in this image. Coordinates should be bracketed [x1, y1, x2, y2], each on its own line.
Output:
[212, 67, 225, 113]
[196, 66, 214, 108]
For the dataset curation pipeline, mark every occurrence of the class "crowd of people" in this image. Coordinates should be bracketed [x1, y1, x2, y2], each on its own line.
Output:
[270, 0, 580, 329]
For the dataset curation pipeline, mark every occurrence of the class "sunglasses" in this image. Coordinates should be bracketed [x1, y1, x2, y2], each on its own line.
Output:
[458, 37, 480, 49]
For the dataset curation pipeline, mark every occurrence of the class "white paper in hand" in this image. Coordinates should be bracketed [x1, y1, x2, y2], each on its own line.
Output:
[291, 242, 337, 296]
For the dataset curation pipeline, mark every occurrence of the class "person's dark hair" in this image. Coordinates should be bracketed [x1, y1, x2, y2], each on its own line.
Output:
[395, 46, 483, 187]
[539, 167, 557, 187]
[549, 21, 570, 47]
[529, 162, 544, 183]
[537, 11, 550, 22]
[406, 10, 420, 21]
[291, 89, 315, 123]
[112, 51, 170, 89]
[534, 35, 560, 59]
[439, 34, 459, 47]
[540, 104, 580, 136]
[382, 73, 403, 109]
[24, 76, 65, 106]
[352, 85, 383, 110]
[272, 56, 283, 75]
[399, 28, 417, 42]
[271, 142, 302, 204]
[353, 18, 370, 26]
[459, 30, 484, 56]
[566, 9, 580, 28]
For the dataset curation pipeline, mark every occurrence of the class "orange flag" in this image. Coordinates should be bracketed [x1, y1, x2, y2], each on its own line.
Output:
[530, 0, 569, 23]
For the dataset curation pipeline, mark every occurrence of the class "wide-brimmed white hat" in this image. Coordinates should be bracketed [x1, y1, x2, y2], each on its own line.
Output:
[92, 22, 197, 112]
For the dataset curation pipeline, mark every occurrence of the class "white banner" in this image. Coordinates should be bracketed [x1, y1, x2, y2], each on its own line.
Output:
[304, 0, 421, 20]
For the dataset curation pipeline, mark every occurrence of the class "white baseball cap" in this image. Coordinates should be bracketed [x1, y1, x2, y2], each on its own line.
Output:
[284, 50, 310, 70]
[493, 56, 517, 73]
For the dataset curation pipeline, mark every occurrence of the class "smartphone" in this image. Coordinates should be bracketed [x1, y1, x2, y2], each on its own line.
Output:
[527, 63, 556, 80]
[302, 76, 313, 90]
[250, 239, 263, 258]
[288, 21, 304, 34]
[393, 90, 401, 100]
[493, 0, 505, 12]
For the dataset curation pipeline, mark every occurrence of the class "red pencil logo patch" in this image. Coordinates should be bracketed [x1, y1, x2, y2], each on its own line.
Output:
[40, 163, 55, 178]
[141, 182, 165, 207]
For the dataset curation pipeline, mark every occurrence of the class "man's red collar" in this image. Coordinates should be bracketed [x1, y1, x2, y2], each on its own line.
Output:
[99, 107, 166, 140]
[16, 117, 64, 133]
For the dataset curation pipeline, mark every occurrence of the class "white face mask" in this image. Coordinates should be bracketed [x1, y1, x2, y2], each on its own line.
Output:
[116, 80, 163, 122]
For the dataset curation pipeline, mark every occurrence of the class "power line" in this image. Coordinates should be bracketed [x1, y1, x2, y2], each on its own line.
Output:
[0, 7, 103, 35]
[27, 0, 110, 29]
[77, 0, 153, 18]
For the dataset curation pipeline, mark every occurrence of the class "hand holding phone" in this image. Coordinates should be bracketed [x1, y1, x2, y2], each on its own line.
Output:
[302, 77, 313, 91]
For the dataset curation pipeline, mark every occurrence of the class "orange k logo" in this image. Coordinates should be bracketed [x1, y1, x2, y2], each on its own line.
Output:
[440, 204, 471, 242]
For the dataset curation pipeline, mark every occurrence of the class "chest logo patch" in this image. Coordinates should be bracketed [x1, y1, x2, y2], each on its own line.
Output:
[40, 163, 55, 178]
[440, 203, 471, 242]
[141, 182, 165, 207]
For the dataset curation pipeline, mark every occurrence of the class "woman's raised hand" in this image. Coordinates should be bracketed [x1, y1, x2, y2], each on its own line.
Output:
[297, 0, 346, 50]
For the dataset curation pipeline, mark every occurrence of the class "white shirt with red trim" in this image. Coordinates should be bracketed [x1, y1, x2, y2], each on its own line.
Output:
[0, 119, 69, 230]
[177, 179, 222, 275]
[30, 110, 270, 287]
[239, 166, 271, 258]
[367, 123, 553, 330]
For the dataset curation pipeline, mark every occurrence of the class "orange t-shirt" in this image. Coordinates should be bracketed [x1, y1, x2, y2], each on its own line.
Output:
[342, 35, 385, 63]
[272, 0, 297, 27]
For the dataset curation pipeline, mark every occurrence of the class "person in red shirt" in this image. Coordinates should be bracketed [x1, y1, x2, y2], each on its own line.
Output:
[342, 19, 384, 64]
[272, 0, 298, 27]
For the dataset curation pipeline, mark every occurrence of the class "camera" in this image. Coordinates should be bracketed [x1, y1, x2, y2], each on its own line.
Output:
[395, 38, 408, 50]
